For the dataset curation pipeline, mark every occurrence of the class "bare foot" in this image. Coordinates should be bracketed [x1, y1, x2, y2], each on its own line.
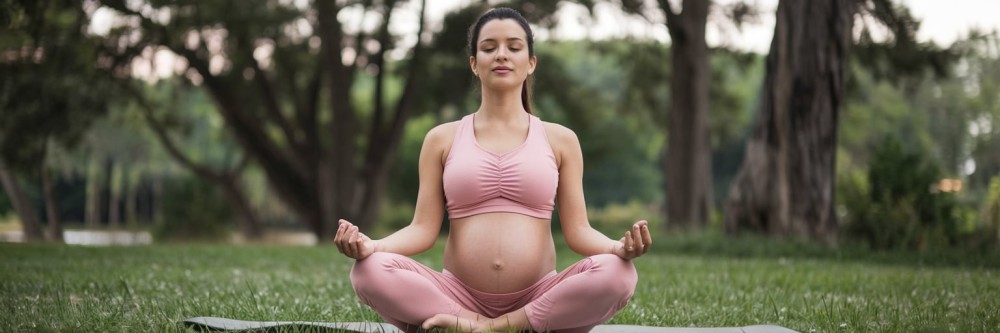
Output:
[421, 314, 483, 332]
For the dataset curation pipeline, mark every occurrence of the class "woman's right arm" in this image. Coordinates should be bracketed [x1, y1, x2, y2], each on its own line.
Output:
[336, 124, 451, 258]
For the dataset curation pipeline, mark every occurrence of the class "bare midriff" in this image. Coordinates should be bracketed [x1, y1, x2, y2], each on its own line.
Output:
[444, 212, 556, 294]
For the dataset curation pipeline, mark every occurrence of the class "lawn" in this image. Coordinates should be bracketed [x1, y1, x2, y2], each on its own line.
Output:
[1, 233, 997, 332]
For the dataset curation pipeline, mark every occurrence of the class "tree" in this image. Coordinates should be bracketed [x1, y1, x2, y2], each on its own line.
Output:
[94, 0, 435, 239]
[613, 0, 759, 229]
[1, 0, 118, 242]
[723, 0, 956, 241]
[723, 0, 854, 241]
[659, 0, 714, 229]
[97, 0, 585, 241]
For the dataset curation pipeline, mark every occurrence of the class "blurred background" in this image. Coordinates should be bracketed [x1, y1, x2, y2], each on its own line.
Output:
[1, 0, 998, 251]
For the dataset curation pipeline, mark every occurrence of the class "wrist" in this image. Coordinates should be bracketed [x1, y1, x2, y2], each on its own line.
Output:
[609, 240, 623, 255]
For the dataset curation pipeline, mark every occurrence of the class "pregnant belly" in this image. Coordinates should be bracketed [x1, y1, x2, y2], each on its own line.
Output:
[444, 213, 556, 293]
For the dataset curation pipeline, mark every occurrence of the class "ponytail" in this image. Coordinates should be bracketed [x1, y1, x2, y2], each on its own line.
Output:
[521, 78, 532, 114]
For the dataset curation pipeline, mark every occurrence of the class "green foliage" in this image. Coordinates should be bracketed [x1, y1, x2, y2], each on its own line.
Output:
[838, 137, 971, 250]
[371, 199, 416, 238]
[954, 32, 1000, 189]
[707, 49, 762, 148]
[981, 176, 1000, 243]
[0, 0, 118, 172]
[535, 40, 664, 206]
[153, 176, 232, 242]
[853, 0, 958, 82]
[587, 200, 660, 236]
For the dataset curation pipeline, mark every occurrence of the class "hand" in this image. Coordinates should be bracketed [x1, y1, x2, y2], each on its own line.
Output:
[334, 219, 377, 260]
[613, 220, 652, 260]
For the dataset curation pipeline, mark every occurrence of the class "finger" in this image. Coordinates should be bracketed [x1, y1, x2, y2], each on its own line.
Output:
[345, 227, 355, 257]
[334, 222, 343, 240]
[334, 223, 347, 253]
[632, 224, 643, 252]
[624, 231, 634, 256]
[641, 224, 653, 253]
[349, 227, 361, 258]
[338, 219, 352, 232]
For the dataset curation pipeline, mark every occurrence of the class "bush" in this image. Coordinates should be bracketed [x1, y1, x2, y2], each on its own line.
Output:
[979, 176, 1000, 244]
[587, 200, 660, 236]
[838, 137, 971, 251]
[372, 199, 416, 237]
[153, 176, 232, 242]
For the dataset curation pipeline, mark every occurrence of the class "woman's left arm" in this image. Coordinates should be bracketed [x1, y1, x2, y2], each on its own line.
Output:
[548, 124, 652, 260]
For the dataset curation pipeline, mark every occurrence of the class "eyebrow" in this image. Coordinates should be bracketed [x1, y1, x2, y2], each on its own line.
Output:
[479, 37, 525, 44]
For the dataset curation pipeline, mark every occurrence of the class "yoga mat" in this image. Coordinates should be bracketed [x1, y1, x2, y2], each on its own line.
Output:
[183, 317, 799, 333]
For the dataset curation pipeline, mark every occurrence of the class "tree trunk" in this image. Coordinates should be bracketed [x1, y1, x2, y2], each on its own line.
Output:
[85, 156, 101, 228]
[40, 165, 64, 242]
[0, 160, 44, 242]
[125, 168, 139, 226]
[723, 0, 853, 243]
[153, 175, 163, 224]
[661, 0, 713, 229]
[108, 162, 122, 228]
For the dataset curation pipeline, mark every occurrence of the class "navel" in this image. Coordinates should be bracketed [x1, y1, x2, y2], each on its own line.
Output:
[492, 260, 505, 271]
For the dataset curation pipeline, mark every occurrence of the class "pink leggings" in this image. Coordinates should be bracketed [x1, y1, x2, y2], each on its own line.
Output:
[350, 252, 637, 332]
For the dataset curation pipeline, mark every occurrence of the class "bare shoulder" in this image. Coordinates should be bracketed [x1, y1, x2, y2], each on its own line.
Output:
[425, 121, 460, 143]
[424, 120, 461, 161]
[541, 121, 581, 149]
[541, 121, 582, 169]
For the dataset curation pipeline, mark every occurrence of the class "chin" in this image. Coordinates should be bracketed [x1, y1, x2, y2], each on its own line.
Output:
[484, 79, 524, 91]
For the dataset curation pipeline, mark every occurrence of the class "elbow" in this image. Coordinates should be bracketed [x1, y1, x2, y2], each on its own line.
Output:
[561, 225, 589, 253]
[419, 235, 437, 253]
[414, 223, 440, 252]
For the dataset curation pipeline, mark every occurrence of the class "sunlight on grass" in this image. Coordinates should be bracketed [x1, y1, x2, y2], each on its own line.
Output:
[1, 237, 997, 332]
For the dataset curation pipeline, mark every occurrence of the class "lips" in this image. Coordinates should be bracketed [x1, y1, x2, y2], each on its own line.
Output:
[492, 66, 512, 73]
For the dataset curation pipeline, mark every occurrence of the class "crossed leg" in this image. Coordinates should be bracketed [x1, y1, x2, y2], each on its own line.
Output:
[350, 252, 637, 332]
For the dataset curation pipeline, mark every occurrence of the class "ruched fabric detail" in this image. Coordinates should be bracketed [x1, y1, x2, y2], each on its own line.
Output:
[443, 113, 558, 219]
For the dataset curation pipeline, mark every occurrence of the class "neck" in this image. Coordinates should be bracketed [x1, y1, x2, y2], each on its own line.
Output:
[478, 85, 526, 121]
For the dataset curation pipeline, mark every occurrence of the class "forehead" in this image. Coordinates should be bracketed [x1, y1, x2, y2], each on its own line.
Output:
[478, 19, 528, 42]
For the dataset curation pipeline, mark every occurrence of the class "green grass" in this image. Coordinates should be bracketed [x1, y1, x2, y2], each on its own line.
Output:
[2, 233, 998, 332]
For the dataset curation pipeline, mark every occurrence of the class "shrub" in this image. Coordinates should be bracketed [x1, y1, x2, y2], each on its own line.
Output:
[153, 176, 232, 242]
[372, 199, 416, 237]
[979, 176, 1000, 244]
[838, 137, 969, 251]
[587, 200, 660, 236]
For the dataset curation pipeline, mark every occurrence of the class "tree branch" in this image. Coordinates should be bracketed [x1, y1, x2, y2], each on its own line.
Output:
[245, 43, 304, 153]
[367, 1, 397, 156]
[660, 0, 682, 34]
[133, 90, 227, 183]
[359, 0, 426, 217]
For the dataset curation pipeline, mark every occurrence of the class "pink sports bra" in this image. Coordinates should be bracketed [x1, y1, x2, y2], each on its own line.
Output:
[443, 113, 559, 219]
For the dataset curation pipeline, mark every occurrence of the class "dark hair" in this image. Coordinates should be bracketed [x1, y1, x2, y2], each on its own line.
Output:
[467, 7, 535, 114]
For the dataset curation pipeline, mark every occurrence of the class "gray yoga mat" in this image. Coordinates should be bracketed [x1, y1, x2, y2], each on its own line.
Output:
[182, 316, 799, 333]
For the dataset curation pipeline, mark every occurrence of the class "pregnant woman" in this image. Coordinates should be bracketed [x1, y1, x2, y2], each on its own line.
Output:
[334, 7, 653, 333]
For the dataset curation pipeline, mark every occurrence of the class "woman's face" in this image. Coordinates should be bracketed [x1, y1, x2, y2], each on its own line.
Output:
[470, 19, 536, 91]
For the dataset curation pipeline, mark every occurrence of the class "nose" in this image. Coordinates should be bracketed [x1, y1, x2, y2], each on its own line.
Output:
[496, 46, 509, 61]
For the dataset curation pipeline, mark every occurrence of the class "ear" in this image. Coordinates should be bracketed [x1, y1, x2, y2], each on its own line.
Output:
[469, 56, 477, 76]
[528, 55, 537, 75]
